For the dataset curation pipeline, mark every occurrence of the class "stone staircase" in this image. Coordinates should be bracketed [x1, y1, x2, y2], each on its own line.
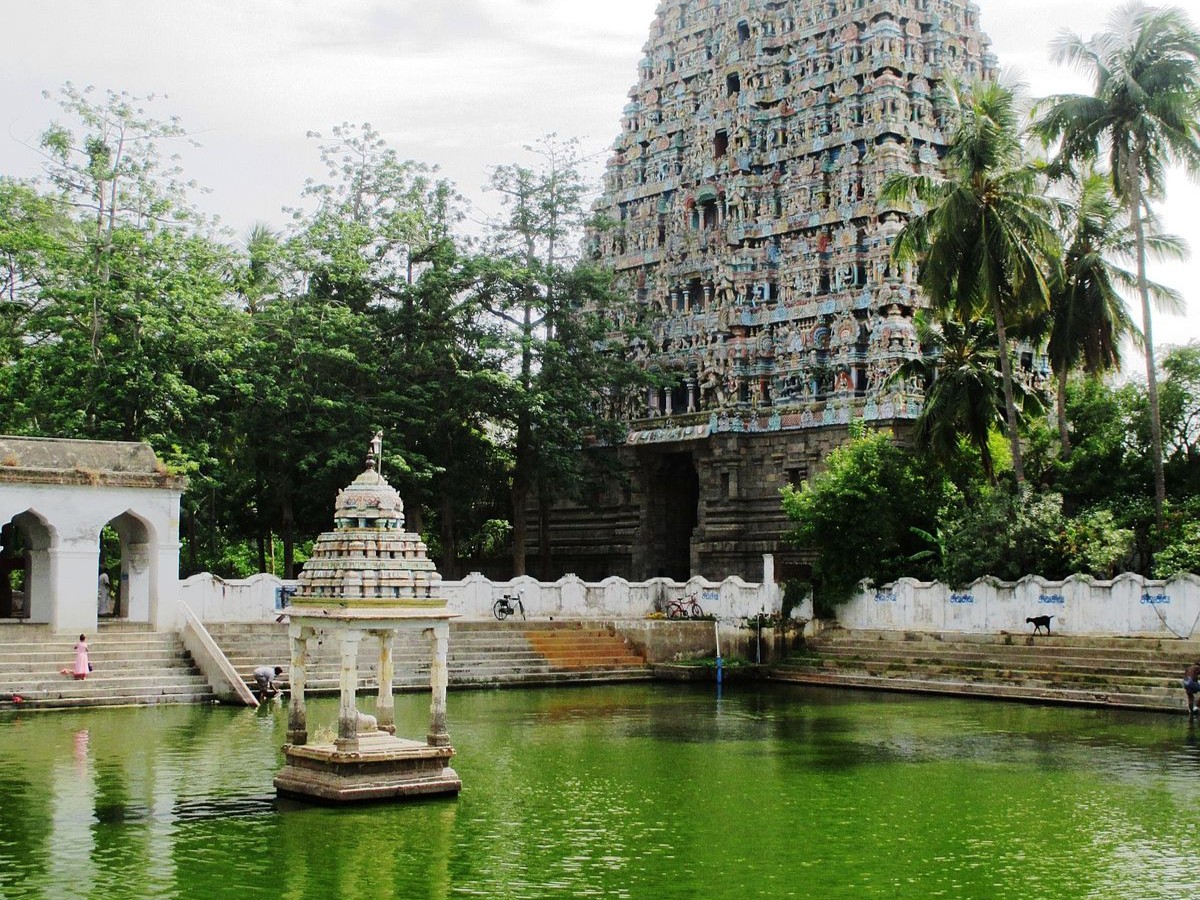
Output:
[0, 622, 216, 711]
[207, 620, 653, 694]
[771, 628, 1200, 714]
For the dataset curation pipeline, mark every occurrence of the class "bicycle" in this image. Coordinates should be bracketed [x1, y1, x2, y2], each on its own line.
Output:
[666, 594, 704, 619]
[492, 593, 526, 621]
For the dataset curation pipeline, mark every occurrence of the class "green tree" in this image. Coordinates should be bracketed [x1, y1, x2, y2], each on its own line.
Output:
[289, 122, 460, 309]
[483, 137, 649, 576]
[1044, 171, 1151, 454]
[883, 80, 1061, 486]
[1035, 2, 1200, 522]
[372, 238, 511, 577]
[895, 313, 1030, 483]
[782, 427, 943, 605]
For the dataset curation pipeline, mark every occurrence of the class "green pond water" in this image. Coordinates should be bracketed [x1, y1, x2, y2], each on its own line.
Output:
[1, 683, 1198, 900]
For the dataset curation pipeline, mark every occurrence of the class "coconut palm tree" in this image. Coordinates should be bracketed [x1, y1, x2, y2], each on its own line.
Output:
[237, 222, 282, 314]
[1045, 170, 1184, 455]
[1035, 2, 1200, 521]
[882, 80, 1061, 486]
[892, 313, 1034, 483]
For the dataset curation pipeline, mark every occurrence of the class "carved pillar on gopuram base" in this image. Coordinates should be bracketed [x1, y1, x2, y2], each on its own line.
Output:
[687, 378, 698, 413]
[427, 622, 451, 748]
[287, 626, 315, 745]
[336, 629, 362, 751]
[376, 628, 396, 734]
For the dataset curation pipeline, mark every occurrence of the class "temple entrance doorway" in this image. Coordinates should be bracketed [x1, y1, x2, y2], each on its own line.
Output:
[644, 452, 699, 580]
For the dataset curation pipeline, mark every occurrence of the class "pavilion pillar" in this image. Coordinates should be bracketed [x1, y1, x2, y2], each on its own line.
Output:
[377, 629, 396, 734]
[287, 628, 314, 745]
[427, 623, 451, 747]
[336, 630, 362, 751]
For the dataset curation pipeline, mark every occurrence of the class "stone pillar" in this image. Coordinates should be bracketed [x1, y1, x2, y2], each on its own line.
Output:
[48, 539, 101, 634]
[686, 378, 698, 413]
[649, 386, 660, 418]
[427, 623, 451, 747]
[336, 629, 362, 751]
[287, 627, 311, 745]
[376, 629, 396, 734]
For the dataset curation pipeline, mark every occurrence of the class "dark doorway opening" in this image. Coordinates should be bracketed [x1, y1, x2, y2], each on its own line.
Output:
[646, 452, 700, 580]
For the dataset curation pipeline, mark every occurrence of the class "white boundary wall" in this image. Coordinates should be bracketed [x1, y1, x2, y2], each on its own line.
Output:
[180, 562, 785, 625]
[837, 573, 1200, 638]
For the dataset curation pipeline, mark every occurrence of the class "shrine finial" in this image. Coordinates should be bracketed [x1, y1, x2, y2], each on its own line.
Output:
[367, 431, 383, 472]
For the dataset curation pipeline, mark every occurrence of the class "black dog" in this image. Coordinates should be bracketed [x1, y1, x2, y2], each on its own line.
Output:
[1026, 615, 1054, 635]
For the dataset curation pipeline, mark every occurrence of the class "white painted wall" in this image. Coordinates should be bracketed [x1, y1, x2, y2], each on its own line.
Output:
[180, 560, 786, 625]
[837, 573, 1200, 639]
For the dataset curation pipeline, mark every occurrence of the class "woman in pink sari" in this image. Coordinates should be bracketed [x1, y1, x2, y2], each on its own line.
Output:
[71, 634, 89, 680]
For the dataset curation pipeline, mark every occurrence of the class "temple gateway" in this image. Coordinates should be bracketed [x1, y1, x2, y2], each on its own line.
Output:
[533, 0, 997, 582]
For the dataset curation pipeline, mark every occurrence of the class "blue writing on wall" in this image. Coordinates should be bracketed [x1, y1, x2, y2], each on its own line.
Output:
[1140, 593, 1171, 606]
[949, 593, 974, 605]
[875, 592, 898, 603]
[1038, 594, 1066, 606]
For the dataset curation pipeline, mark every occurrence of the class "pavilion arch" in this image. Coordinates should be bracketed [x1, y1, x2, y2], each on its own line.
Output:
[0, 437, 187, 634]
[0, 509, 55, 621]
[101, 510, 157, 622]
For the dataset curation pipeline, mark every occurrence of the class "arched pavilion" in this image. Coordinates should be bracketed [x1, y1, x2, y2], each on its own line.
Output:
[0, 436, 186, 634]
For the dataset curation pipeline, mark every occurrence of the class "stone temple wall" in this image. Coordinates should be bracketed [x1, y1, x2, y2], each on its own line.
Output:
[538, 0, 1001, 581]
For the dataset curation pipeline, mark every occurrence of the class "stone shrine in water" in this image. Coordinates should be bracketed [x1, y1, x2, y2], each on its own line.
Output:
[274, 434, 460, 803]
[533, 0, 1015, 582]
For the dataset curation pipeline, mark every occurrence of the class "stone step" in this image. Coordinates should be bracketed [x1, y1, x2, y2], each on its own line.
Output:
[0, 652, 192, 672]
[822, 629, 1200, 654]
[1, 690, 217, 711]
[280, 668, 655, 695]
[0, 671, 208, 692]
[811, 643, 1195, 672]
[799, 648, 1186, 679]
[769, 669, 1188, 712]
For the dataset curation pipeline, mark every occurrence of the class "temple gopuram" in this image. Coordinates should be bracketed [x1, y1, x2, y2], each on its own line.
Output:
[534, 0, 998, 582]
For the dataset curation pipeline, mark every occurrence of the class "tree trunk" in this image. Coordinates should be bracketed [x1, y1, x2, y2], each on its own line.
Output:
[1057, 369, 1072, 458]
[538, 482, 553, 580]
[990, 296, 1025, 485]
[438, 494, 458, 580]
[1130, 172, 1166, 526]
[510, 479, 529, 577]
[281, 491, 295, 580]
[510, 269, 536, 578]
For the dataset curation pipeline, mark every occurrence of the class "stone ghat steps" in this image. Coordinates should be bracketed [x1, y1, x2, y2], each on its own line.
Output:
[825, 630, 1200, 661]
[0, 650, 192, 673]
[206, 621, 651, 694]
[0, 627, 215, 711]
[804, 644, 1189, 680]
[780, 657, 1178, 700]
[771, 629, 1197, 713]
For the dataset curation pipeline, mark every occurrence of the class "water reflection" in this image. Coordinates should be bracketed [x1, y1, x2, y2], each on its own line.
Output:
[0, 686, 1198, 899]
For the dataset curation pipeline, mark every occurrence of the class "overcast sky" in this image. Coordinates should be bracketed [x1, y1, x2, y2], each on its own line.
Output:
[2, 0, 1197, 349]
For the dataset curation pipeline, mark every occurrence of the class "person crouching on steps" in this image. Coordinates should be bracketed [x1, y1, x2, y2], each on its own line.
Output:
[253, 665, 284, 700]
[1184, 663, 1200, 716]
